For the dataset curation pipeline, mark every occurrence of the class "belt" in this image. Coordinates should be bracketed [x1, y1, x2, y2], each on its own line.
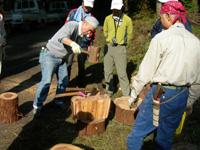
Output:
[162, 85, 187, 90]
[108, 43, 126, 47]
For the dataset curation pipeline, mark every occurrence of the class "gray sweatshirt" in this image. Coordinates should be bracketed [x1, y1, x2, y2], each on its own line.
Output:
[46, 21, 79, 59]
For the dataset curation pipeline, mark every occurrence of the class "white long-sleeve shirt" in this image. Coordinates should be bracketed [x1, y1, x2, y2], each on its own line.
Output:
[131, 23, 200, 105]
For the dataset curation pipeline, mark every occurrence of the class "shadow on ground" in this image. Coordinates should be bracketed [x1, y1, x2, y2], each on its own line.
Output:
[8, 98, 94, 150]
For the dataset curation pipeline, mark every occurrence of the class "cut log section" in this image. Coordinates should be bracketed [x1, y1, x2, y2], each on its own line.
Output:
[50, 144, 84, 150]
[0, 92, 20, 123]
[71, 94, 111, 120]
[114, 85, 151, 126]
[77, 119, 106, 136]
[114, 96, 137, 126]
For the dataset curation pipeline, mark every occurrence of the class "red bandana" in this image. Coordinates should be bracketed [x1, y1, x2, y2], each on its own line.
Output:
[160, 1, 187, 23]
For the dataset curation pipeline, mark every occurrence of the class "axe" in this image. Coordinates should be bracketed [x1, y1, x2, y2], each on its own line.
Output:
[55, 87, 98, 98]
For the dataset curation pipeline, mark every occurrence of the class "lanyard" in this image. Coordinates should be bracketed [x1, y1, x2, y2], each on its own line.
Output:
[113, 16, 121, 38]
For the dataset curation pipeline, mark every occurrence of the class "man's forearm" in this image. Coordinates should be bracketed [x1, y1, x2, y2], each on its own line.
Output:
[62, 37, 73, 46]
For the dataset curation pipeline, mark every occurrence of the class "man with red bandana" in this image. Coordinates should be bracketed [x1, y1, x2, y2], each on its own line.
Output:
[126, 1, 200, 150]
[151, 0, 192, 38]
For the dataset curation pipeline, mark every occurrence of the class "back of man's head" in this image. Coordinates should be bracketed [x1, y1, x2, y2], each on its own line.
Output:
[160, 1, 187, 24]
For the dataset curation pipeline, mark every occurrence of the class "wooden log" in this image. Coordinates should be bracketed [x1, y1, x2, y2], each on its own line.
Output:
[71, 94, 111, 120]
[50, 144, 84, 150]
[87, 46, 101, 64]
[114, 84, 151, 126]
[0, 92, 20, 123]
[114, 96, 137, 126]
[77, 119, 106, 136]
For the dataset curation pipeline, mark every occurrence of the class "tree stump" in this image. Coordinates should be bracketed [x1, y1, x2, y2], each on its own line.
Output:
[114, 96, 137, 126]
[77, 119, 106, 136]
[50, 144, 84, 150]
[114, 85, 151, 126]
[0, 92, 20, 123]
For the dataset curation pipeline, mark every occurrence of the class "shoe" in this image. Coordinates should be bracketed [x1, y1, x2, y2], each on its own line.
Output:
[33, 108, 41, 118]
[56, 103, 68, 110]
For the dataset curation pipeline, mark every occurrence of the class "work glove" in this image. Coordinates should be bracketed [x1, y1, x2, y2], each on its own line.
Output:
[128, 97, 136, 109]
[129, 90, 138, 109]
[70, 42, 81, 54]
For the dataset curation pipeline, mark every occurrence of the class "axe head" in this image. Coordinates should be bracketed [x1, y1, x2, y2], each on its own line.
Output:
[90, 88, 98, 96]
[97, 83, 105, 95]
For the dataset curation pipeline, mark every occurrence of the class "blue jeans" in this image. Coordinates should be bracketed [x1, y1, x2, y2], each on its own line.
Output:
[33, 49, 68, 109]
[126, 85, 189, 150]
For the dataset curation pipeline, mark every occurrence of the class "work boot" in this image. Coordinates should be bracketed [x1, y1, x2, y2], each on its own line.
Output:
[33, 108, 41, 118]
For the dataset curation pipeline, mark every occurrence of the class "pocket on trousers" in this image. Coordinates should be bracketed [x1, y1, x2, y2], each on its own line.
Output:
[120, 46, 127, 54]
[39, 53, 44, 63]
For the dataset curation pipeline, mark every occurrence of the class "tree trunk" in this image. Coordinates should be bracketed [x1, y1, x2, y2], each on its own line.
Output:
[0, 92, 20, 123]
[156, 2, 162, 18]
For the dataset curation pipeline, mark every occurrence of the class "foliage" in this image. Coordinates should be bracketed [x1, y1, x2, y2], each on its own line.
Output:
[180, 0, 199, 13]
[126, 0, 156, 16]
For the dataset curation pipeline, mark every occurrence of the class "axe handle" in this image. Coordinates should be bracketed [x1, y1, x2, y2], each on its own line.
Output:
[154, 82, 162, 100]
[81, 50, 89, 54]
[66, 87, 94, 92]
[157, 88, 165, 99]
[55, 92, 80, 98]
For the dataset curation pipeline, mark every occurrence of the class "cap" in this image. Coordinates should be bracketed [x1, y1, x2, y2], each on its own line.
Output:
[158, 0, 178, 3]
[111, 0, 123, 10]
[83, 0, 95, 8]
[0, 14, 3, 21]
[85, 17, 99, 29]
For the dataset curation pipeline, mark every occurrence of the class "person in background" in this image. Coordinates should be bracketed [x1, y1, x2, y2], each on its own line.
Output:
[127, 1, 200, 149]
[103, 0, 133, 97]
[33, 17, 99, 117]
[0, 10, 6, 77]
[65, 0, 95, 87]
[151, 0, 192, 38]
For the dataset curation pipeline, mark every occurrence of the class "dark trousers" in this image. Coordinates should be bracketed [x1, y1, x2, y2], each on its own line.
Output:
[67, 47, 87, 87]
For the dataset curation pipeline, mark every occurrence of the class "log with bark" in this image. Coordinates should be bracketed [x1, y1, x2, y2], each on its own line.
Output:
[114, 84, 151, 126]
[0, 92, 20, 123]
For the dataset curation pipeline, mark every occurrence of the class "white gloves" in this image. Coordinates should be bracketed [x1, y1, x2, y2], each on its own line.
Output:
[70, 42, 81, 54]
[129, 90, 138, 109]
[128, 97, 136, 109]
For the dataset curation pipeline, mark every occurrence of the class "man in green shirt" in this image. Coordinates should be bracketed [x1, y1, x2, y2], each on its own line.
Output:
[103, 0, 133, 96]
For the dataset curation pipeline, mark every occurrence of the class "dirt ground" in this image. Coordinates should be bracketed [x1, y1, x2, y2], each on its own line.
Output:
[0, 24, 88, 150]
[0, 54, 84, 150]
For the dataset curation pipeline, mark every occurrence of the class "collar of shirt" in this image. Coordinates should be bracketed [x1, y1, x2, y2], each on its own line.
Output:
[112, 14, 123, 26]
[173, 23, 185, 29]
[78, 21, 83, 38]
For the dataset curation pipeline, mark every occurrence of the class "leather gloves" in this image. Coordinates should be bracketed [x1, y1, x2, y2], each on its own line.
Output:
[70, 42, 81, 54]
